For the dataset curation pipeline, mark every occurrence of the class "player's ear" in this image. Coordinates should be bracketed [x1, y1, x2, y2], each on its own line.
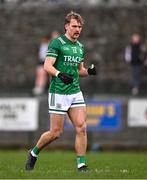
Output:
[65, 23, 69, 31]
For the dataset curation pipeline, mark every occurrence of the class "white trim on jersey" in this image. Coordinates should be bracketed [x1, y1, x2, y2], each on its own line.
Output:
[77, 41, 83, 47]
[58, 37, 66, 45]
[46, 52, 58, 57]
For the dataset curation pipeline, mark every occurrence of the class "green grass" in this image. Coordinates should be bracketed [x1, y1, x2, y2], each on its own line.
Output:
[0, 150, 147, 179]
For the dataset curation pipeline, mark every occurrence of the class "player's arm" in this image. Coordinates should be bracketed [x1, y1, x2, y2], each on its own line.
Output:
[44, 56, 58, 76]
[78, 62, 97, 77]
[44, 57, 73, 85]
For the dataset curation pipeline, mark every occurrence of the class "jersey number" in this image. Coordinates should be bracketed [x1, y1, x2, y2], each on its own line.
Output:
[71, 47, 77, 53]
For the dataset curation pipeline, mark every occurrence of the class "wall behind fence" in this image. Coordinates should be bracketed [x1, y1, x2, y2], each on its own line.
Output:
[0, 3, 147, 94]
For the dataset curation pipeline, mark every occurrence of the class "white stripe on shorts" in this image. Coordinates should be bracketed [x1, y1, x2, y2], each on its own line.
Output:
[71, 103, 86, 108]
[49, 110, 66, 114]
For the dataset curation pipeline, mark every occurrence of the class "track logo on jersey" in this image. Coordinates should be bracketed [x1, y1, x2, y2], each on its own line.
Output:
[63, 55, 82, 66]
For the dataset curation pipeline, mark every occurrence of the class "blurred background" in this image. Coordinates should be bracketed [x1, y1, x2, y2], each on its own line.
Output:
[0, 0, 147, 152]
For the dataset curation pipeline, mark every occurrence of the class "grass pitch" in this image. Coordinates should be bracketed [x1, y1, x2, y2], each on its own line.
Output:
[0, 150, 147, 179]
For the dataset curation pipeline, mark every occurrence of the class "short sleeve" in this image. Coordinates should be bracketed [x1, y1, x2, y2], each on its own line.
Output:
[46, 39, 60, 58]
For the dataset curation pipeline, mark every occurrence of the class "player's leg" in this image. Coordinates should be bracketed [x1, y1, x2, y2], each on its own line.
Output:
[68, 106, 88, 171]
[25, 113, 64, 170]
[36, 113, 64, 150]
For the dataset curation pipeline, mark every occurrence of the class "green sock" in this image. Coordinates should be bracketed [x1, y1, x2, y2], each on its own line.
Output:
[31, 146, 40, 157]
[77, 156, 86, 167]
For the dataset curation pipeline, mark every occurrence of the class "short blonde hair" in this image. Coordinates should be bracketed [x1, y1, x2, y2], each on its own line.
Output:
[64, 11, 84, 26]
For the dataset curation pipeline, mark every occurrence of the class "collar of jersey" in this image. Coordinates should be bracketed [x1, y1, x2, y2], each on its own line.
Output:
[62, 34, 77, 45]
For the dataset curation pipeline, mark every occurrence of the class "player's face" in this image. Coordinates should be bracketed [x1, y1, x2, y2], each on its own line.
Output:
[65, 19, 82, 41]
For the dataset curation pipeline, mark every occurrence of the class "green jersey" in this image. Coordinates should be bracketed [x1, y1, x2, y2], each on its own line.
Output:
[46, 34, 85, 94]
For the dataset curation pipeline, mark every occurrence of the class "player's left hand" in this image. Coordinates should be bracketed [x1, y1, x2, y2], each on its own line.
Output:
[88, 64, 97, 75]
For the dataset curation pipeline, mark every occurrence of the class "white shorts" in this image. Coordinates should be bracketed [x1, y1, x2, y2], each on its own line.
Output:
[48, 91, 85, 114]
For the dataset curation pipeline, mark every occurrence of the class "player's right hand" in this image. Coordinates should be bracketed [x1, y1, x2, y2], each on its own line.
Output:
[58, 72, 73, 85]
[88, 64, 97, 75]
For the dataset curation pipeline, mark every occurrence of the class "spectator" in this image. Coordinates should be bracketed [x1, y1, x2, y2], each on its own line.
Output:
[125, 33, 144, 95]
[143, 38, 147, 73]
[32, 31, 60, 95]
[51, 30, 60, 40]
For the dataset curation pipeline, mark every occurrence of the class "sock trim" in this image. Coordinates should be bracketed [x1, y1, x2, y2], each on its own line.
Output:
[78, 163, 86, 168]
[31, 150, 38, 157]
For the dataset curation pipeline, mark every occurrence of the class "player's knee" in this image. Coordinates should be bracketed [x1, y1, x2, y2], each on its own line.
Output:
[76, 122, 87, 135]
[51, 128, 63, 139]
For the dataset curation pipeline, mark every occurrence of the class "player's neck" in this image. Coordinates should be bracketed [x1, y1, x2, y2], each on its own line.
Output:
[65, 34, 77, 43]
